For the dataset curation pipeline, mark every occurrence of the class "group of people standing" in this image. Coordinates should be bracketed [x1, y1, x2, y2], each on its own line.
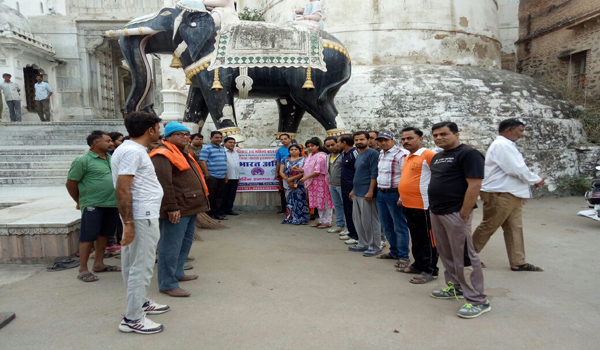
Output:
[0, 72, 53, 122]
[65, 112, 243, 334]
[275, 118, 545, 319]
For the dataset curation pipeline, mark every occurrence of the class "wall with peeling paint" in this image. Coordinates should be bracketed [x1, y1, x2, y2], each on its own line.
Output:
[239, 0, 502, 67]
[232, 65, 589, 186]
[498, 0, 521, 71]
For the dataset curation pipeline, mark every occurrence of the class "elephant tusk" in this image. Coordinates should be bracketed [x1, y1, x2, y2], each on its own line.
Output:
[103, 27, 162, 37]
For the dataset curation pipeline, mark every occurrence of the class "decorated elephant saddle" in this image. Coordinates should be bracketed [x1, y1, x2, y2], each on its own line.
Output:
[208, 21, 328, 72]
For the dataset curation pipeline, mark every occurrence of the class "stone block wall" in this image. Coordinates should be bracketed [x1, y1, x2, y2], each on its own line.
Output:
[517, 0, 600, 96]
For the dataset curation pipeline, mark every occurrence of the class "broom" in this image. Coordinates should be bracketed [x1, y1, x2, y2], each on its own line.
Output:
[194, 212, 228, 241]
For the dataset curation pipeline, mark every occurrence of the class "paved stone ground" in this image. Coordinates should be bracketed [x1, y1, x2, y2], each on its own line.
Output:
[1, 197, 599, 349]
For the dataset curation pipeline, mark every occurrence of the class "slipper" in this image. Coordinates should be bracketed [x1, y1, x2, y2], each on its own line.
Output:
[93, 265, 121, 273]
[397, 266, 421, 274]
[46, 258, 80, 272]
[77, 273, 99, 282]
[511, 263, 543, 272]
[376, 253, 398, 260]
[317, 224, 331, 229]
[394, 258, 410, 269]
[310, 223, 320, 227]
[0, 312, 16, 329]
[410, 272, 438, 284]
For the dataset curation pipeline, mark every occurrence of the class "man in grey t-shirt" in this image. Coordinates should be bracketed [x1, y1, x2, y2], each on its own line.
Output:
[349, 131, 381, 256]
[0, 73, 21, 122]
[112, 111, 169, 335]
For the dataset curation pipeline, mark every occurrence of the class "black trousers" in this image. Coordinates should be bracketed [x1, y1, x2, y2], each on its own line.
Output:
[403, 207, 439, 275]
[278, 179, 286, 212]
[207, 176, 227, 216]
[221, 179, 239, 214]
[341, 190, 359, 240]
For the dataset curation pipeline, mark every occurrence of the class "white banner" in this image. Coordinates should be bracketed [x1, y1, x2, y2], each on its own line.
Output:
[237, 149, 279, 192]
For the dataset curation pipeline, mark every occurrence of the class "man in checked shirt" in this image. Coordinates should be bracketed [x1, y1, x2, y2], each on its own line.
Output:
[374, 132, 410, 265]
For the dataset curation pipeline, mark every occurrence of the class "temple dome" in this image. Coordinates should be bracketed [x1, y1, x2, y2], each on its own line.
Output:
[0, 4, 32, 33]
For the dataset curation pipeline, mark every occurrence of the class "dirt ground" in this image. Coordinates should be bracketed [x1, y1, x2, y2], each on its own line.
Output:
[1, 197, 599, 349]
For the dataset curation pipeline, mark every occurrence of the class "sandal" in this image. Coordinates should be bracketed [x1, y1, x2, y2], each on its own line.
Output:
[77, 273, 99, 282]
[317, 224, 331, 229]
[376, 253, 398, 260]
[511, 263, 543, 272]
[397, 265, 421, 274]
[410, 272, 438, 284]
[394, 258, 410, 269]
[93, 265, 121, 273]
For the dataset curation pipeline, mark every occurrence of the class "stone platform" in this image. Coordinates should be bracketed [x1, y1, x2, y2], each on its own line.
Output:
[0, 187, 80, 263]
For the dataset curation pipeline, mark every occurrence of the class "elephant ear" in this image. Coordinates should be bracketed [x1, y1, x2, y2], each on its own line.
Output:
[179, 11, 216, 61]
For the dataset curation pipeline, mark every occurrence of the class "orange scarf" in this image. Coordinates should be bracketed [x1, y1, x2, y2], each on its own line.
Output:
[150, 141, 209, 195]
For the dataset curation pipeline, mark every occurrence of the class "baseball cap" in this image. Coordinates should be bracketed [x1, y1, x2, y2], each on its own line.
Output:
[375, 131, 394, 140]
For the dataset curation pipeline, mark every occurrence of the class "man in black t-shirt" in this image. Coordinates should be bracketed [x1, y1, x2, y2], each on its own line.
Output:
[427, 121, 490, 319]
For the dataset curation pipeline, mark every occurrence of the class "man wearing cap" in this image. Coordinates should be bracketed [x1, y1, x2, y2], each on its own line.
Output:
[150, 122, 210, 298]
[0, 73, 22, 122]
[374, 132, 410, 263]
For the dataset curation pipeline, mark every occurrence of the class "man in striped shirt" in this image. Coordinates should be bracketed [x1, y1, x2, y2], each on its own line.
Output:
[397, 127, 439, 284]
[375, 132, 410, 263]
[199, 131, 228, 220]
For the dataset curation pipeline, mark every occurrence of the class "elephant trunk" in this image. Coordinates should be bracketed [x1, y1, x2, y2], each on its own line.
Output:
[105, 27, 161, 38]
[120, 35, 155, 113]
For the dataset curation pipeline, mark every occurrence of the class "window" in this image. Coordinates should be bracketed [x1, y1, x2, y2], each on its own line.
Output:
[569, 51, 588, 90]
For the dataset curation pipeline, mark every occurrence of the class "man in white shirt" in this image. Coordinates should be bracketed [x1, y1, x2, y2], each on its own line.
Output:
[222, 136, 241, 216]
[34, 74, 53, 122]
[0, 73, 22, 122]
[473, 118, 545, 272]
[112, 111, 169, 334]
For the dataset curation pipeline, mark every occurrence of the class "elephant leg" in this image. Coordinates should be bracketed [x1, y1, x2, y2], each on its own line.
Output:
[290, 92, 339, 134]
[195, 70, 245, 142]
[276, 97, 305, 136]
[183, 86, 209, 132]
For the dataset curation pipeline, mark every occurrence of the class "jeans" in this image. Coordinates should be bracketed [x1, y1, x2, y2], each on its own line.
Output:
[328, 185, 346, 228]
[6, 100, 21, 122]
[157, 215, 197, 291]
[376, 191, 409, 259]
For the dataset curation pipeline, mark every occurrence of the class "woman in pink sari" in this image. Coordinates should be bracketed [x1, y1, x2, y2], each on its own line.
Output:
[300, 137, 333, 228]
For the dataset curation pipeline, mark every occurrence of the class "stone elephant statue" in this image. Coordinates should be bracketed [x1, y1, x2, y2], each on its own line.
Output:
[110, 3, 351, 140]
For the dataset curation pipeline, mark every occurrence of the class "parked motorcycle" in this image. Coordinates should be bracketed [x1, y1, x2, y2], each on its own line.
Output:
[578, 166, 600, 221]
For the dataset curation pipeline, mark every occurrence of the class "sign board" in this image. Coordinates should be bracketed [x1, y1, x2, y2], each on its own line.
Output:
[237, 148, 279, 192]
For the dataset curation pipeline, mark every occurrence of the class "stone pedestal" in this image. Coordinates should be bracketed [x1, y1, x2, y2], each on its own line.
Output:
[160, 89, 188, 121]
[0, 223, 80, 264]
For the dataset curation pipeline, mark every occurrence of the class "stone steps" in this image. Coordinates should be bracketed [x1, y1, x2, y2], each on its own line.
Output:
[0, 161, 72, 169]
[0, 176, 66, 186]
[0, 169, 69, 177]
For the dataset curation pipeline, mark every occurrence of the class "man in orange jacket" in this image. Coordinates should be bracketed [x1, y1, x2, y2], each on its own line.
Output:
[150, 122, 210, 298]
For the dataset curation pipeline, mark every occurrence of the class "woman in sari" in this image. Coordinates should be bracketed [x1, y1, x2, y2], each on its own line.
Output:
[280, 144, 310, 225]
[301, 137, 333, 228]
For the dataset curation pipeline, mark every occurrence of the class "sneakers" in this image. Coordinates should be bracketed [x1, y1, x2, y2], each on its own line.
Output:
[430, 282, 465, 300]
[362, 249, 382, 257]
[183, 263, 193, 270]
[327, 226, 344, 233]
[339, 235, 350, 240]
[344, 238, 358, 245]
[348, 245, 368, 252]
[341, 227, 350, 235]
[380, 240, 387, 248]
[143, 299, 170, 315]
[119, 316, 164, 334]
[457, 302, 491, 319]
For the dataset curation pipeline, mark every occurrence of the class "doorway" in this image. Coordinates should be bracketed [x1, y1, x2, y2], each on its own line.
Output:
[23, 66, 39, 112]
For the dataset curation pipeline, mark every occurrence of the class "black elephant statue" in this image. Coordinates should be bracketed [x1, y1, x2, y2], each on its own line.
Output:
[109, 3, 351, 140]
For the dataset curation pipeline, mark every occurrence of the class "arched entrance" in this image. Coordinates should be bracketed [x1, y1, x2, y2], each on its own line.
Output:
[22, 65, 40, 112]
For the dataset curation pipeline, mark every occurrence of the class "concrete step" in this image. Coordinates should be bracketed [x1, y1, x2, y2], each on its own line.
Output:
[0, 154, 82, 162]
[0, 177, 66, 186]
[0, 169, 69, 177]
[0, 161, 72, 169]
